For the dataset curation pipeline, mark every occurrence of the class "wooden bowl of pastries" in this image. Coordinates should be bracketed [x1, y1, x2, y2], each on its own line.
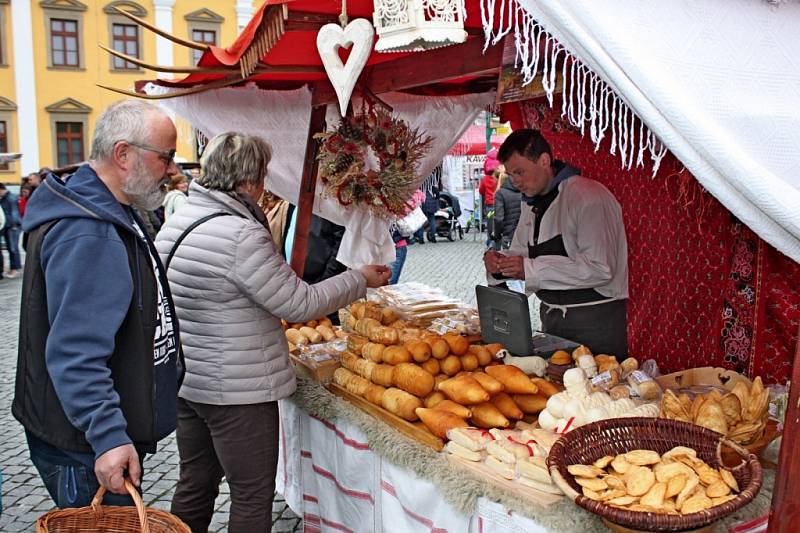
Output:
[547, 417, 762, 532]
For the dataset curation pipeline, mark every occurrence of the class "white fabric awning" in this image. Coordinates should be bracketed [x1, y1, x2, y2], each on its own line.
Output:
[147, 83, 494, 267]
[483, 0, 800, 262]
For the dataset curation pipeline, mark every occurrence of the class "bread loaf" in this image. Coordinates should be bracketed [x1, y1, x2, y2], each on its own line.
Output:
[471, 402, 511, 429]
[382, 388, 423, 421]
[354, 318, 381, 337]
[371, 364, 395, 387]
[285, 328, 308, 346]
[484, 343, 504, 357]
[347, 335, 369, 355]
[362, 343, 386, 363]
[424, 391, 447, 408]
[421, 358, 440, 376]
[392, 363, 435, 397]
[431, 399, 472, 419]
[364, 384, 386, 406]
[491, 392, 524, 420]
[471, 372, 505, 394]
[318, 317, 333, 328]
[438, 374, 491, 405]
[468, 345, 493, 366]
[415, 407, 468, 438]
[406, 341, 432, 363]
[440, 355, 463, 376]
[460, 354, 479, 372]
[530, 377, 559, 398]
[485, 365, 539, 394]
[316, 325, 336, 342]
[443, 334, 470, 356]
[429, 339, 450, 360]
[512, 393, 548, 414]
[382, 345, 413, 365]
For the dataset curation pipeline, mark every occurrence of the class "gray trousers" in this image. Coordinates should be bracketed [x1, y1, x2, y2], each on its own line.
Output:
[171, 398, 279, 533]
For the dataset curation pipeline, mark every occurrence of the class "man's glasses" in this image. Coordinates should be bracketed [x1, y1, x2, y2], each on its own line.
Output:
[126, 141, 176, 165]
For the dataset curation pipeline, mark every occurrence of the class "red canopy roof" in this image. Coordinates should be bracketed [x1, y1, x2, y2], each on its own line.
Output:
[146, 0, 507, 95]
[448, 124, 507, 156]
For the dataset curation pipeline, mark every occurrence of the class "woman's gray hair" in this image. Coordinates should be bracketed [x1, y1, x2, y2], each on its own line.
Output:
[197, 132, 272, 191]
[90, 100, 165, 161]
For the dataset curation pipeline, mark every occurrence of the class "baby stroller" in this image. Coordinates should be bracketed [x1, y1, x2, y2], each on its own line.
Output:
[433, 191, 464, 241]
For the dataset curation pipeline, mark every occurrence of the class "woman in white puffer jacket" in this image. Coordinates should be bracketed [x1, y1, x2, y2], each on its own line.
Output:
[155, 132, 390, 533]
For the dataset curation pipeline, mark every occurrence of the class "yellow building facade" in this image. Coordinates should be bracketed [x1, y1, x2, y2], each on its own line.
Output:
[0, 0, 253, 183]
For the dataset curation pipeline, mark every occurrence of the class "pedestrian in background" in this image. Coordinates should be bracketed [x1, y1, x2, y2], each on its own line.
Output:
[479, 149, 500, 248]
[13, 100, 183, 508]
[155, 131, 390, 532]
[163, 172, 189, 221]
[0, 183, 22, 278]
[415, 177, 441, 244]
[492, 167, 521, 251]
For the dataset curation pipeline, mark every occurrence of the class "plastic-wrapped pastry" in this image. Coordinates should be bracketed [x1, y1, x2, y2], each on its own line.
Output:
[578, 354, 598, 378]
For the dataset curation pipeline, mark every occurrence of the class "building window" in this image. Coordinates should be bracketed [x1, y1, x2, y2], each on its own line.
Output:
[56, 122, 84, 167]
[191, 29, 216, 64]
[0, 121, 8, 170]
[51, 18, 80, 67]
[111, 23, 138, 69]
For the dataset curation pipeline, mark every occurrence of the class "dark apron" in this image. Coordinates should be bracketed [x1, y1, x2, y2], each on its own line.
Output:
[528, 186, 628, 358]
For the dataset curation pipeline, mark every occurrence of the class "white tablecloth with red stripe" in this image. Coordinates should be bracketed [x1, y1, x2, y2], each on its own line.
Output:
[276, 399, 549, 533]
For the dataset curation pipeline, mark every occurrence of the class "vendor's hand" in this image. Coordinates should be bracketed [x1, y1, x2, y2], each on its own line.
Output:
[496, 255, 525, 279]
[483, 250, 504, 273]
[360, 265, 392, 288]
[95, 444, 140, 495]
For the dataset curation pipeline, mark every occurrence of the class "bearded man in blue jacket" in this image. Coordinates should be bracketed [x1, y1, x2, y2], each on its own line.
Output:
[12, 100, 184, 508]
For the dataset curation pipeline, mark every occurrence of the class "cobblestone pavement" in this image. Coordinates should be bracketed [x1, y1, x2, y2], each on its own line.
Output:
[0, 237, 534, 531]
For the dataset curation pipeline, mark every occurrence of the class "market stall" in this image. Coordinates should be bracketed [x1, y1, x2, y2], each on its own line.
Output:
[108, 0, 800, 530]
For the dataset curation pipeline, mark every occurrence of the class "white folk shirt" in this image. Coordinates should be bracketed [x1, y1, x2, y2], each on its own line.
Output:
[490, 176, 629, 300]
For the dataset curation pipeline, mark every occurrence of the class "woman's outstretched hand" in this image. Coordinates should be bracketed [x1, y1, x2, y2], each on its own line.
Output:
[360, 265, 392, 288]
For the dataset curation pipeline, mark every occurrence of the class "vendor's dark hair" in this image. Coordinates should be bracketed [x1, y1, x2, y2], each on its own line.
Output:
[497, 129, 552, 164]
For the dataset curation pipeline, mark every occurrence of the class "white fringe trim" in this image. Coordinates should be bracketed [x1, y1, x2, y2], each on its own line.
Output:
[480, 0, 668, 176]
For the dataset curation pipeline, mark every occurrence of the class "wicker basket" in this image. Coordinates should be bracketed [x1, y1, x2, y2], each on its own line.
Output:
[547, 417, 762, 532]
[36, 480, 190, 533]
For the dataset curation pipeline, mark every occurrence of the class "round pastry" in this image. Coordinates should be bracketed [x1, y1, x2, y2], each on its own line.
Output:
[545, 393, 568, 418]
[572, 345, 593, 360]
[563, 367, 588, 388]
[577, 354, 598, 378]
[550, 350, 572, 365]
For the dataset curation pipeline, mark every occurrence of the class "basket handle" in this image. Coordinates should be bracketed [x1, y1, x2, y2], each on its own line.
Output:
[549, 464, 582, 502]
[91, 479, 150, 533]
[717, 437, 753, 468]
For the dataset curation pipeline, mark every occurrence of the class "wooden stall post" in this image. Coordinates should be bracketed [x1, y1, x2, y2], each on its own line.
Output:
[768, 326, 800, 531]
[289, 103, 327, 276]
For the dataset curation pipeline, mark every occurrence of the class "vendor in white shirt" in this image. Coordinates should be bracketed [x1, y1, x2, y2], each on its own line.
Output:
[484, 129, 629, 357]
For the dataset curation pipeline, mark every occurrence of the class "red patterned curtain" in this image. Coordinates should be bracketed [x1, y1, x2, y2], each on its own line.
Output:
[501, 99, 799, 383]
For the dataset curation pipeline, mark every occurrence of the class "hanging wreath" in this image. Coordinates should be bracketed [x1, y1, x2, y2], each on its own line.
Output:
[315, 105, 432, 218]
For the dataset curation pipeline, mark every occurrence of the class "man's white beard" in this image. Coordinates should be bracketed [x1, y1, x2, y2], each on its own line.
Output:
[123, 157, 166, 211]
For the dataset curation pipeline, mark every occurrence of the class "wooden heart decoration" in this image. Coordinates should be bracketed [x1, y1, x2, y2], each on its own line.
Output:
[316, 19, 375, 116]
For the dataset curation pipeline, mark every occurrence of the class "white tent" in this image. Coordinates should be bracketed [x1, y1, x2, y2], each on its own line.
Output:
[481, 0, 800, 262]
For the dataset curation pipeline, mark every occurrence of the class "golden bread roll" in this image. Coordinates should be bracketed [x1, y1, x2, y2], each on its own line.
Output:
[485, 365, 539, 394]
[421, 358, 440, 376]
[354, 318, 381, 337]
[346, 335, 369, 355]
[484, 343, 504, 357]
[361, 305, 384, 322]
[471, 402, 511, 429]
[350, 301, 365, 319]
[382, 345, 413, 365]
[512, 393, 548, 414]
[284, 328, 308, 346]
[305, 319, 318, 328]
[362, 343, 386, 363]
[424, 391, 447, 408]
[460, 354, 479, 372]
[382, 388, 423, 421]
[440, 355, 463, 376]
[369, 325, 400, 346]
[318, 317, 333, 328]
[468, 345, 493, 366]
[415, 407, 469, 438]
[381, 307, 398, 325]
[371, 364, 395, 387]
[438, 374, 491, 405]
[290, 323, 304, 330]
[471, 371, 505, 394]
[434, 373, 449, 388]
[491, 392, 524, 420]
[530, 377, 559, 397]
[340, 352, 361, 372]
[392, 363, 435, 397]
[432, 399, 472, 419]
[364, 384, 386, 406]
[316, 325, 336, 342]
[429, 339, 450, 360]
[398, 328, 424, 343]
[391, 320, 412, 330]
[550, 350, 571, 365]
[443, 334, 470, 356]
[407, 341, 432, 363]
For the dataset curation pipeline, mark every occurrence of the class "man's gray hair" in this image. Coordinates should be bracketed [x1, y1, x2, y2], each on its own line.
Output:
[90, 100, 166, 161]
[197, 132, 272, 192]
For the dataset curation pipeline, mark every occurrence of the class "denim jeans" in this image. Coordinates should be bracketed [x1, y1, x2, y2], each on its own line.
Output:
[388, 245, 407, 284]
[26, 431, 141, 508]
[2, 226, 21, 270]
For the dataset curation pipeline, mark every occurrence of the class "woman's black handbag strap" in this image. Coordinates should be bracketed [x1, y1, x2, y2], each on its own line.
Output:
[166, 212, 231, 270]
